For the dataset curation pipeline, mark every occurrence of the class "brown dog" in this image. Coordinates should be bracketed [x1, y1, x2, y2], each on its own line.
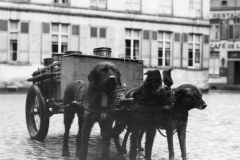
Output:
[155, 84, 207, 160]
[62, 61, 121, 160]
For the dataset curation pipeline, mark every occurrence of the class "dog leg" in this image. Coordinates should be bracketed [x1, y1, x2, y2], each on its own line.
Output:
[145, 127, 156, 160]
[167, 130, 175, 160]
[76, 107, 84, 156]
[78, 113, 95, 160]
[121, 126, 130, 154]
[100, 118, 113, 160]
[177, 121, 188, 160]
[112, 120, 127, 154]
[129, 129, 139, 160]
[137, 129, 145, 151]
[62, 104, 76, 156]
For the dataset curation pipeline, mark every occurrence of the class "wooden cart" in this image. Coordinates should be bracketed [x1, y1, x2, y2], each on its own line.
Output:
[26, 52, 143, 140]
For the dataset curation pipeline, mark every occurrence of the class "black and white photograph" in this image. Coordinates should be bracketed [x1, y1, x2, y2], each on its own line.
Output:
[0, 0, 239, 159]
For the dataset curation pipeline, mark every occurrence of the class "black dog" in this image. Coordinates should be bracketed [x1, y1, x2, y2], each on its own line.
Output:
[155, 84, 207, 160]
[112, 70, 173, 160]
[62, 61, 121, 160]
[112, 69, 173, 155]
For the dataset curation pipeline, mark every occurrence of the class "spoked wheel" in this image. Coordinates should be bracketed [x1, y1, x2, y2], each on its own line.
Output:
[26, 85, 49, 140]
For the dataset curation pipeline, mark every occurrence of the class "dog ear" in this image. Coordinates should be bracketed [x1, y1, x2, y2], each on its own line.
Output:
[88, 69, 96, 84]
[144, 70, 151, 76]
[162, 69, 173, 88]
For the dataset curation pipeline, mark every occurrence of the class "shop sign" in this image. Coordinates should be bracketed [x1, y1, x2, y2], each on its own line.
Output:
[210, 43, 240, 50]
[211, 13, 240, 19]
[228, 52, 240, 59]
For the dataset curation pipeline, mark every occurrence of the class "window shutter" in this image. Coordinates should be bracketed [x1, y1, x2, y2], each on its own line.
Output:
[221, 19, 228, 40]
[21, 22, 29, 33]
[90, 27, 97, 37]
[152, 31, 157, 40]
[72, 25, 79, 35]
[204, 35, 209, 44]
[174, 33, 180, 42]
[99, 28, 106, 38]
[0, 20, 8, 31]
[143, 30, 150, 40]
[183, 33, 188, 42]
[42, 23, 50, 34]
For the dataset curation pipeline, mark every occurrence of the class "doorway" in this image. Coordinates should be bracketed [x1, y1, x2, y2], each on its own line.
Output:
[228, 61, 240, 85]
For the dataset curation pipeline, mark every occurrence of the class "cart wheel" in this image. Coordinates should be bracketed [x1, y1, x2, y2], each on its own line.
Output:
[26, 85, 49, 140]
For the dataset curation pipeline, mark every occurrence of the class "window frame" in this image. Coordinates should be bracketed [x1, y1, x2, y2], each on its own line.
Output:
[209, 51, 220, 76]
[53, 0, 70, 5]
[188, 34, 202, 68]
[90, 0, 107, 9]
[158, 0, 172, 15]
[190, 0, 202, 18]
[9, 20, 19, 62]
[125, 29, 141, 60]
[125, 0, 141, 12]
[157, 31, 172, 67]
[51, 23, 69, 54]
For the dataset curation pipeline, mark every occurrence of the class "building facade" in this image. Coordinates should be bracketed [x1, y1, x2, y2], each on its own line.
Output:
[210, 0, 240, 89]
[0, 0, 210, 90]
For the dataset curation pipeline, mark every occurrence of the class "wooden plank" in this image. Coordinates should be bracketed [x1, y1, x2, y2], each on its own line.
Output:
[27, 73, 57, 82]
[32, 62, 60, 76]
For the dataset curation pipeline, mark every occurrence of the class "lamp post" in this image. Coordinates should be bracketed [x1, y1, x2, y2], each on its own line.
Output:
[221, 57, 225, 68]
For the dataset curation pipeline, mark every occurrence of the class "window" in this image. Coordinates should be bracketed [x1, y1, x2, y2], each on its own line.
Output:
[54, 0, 69, 4]
[125, 29, 140, 59]
[10, 21, 18, 61]
[190, 0, 202, 17]
[126, 0, 141, 11]
[90, 27, 106, 38]
[221, 0, 227, 6]
[42, 23, 50, 34]
[227, 19, 240, 40]
[158, 0, 172, 15]
[211, 24, 220, 40]
[188, 34, 201, 68]
[90, 0, 107, 8]
[209, 52, 220, 76]
[158, 32, 171, 66]
[51, 23, 69, 54]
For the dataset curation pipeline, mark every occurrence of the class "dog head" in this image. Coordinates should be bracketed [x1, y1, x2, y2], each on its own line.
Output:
[174, 84, 207, 111]
[144, 70, 162, 90]
[88, 61, 121, 93]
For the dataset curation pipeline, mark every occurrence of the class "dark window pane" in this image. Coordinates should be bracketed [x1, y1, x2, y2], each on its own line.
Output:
[52, 44, 58, 53]
[125, 48, 131, 58]
[188, 50, 193, 66]
[229, 25, 234, 39]
[91, 27, 97, 37]
[165, 58, 170, 66]
[125, 39, 131, 58]
[10, 40, 17, 61]
[158, 49, 163, 58]
[100, 28, 106, 38]
[125, 39, 131, 47]
[61, 44, 68, 53]
[158, 58, 162, 66]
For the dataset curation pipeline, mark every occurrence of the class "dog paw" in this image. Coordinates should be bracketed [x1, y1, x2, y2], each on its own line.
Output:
[62, 150, 70, 156]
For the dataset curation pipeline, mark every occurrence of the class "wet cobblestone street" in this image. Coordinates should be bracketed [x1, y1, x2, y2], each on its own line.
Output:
[0, 91, 240, 160]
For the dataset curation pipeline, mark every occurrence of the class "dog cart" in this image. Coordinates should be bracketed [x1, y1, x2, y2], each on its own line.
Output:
[25, 49, 144, 140]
